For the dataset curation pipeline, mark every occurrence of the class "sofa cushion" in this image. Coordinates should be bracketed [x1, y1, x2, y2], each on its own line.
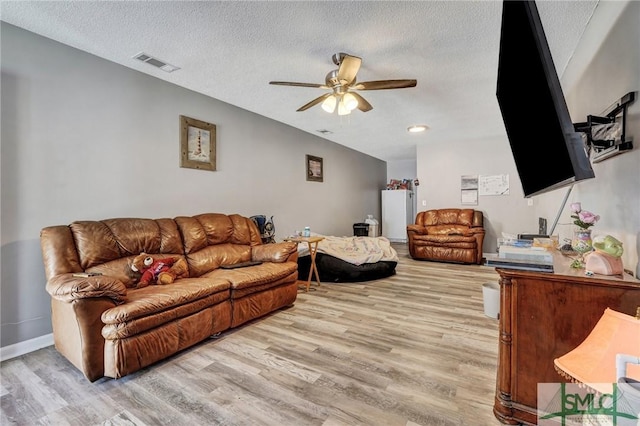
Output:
[205, 262, 298, 298]
[101, 277, 230, 330]
[413, 234, 478, 248]
[185, 243, 253, 277]
[420, 209, 474, 226]
[88, 253, 187, 288]
[412, 246, 478, 264]
[425, 224, 471, 236]
[176, 213, 262, 254]
[176, 214, 232, 253]
[69, 218, 182, 270]
[252, 242, 298, 263]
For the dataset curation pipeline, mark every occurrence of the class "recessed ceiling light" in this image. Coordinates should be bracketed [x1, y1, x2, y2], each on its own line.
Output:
[407, 125, 429, 133]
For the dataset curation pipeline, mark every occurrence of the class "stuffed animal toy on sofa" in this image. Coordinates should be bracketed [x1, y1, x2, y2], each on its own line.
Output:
[130, 253, 189, 288]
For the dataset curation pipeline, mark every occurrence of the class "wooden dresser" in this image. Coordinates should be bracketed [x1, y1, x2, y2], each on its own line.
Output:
[492, 253, 640, 425]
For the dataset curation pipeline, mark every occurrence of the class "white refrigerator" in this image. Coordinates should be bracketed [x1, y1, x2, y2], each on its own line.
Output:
[381, 190, 414, 243]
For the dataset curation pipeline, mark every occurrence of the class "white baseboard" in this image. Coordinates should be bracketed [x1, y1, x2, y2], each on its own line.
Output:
[0, 334, 54, 362]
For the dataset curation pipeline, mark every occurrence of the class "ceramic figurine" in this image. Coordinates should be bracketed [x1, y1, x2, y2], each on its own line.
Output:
[584, 235, 624, 276]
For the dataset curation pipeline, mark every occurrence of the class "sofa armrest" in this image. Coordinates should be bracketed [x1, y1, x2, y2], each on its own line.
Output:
[407, 224, 427, 234]
[472, 210, 484, 228]
[407, 225, 426, 259]
[46, 274, 127, 305]
[468, 227, 486, 264]
[462, 226, 485, 241]
[251, 242, 298, 263]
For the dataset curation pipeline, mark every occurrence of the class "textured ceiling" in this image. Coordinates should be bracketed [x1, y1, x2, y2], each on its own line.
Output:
[0, 1, 599, 162]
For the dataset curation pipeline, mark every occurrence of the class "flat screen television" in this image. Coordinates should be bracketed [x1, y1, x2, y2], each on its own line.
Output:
[496, 0, 594, 198]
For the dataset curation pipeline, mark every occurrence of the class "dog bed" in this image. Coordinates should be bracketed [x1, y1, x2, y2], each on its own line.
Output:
[296, 235, 398, 282]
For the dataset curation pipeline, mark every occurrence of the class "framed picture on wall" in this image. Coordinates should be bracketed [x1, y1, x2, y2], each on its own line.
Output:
[180, 115, 216, 171]
[306, 155, 323, 182]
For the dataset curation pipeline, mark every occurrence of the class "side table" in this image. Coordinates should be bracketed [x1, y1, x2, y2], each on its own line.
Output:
[284, 236, 324, 292]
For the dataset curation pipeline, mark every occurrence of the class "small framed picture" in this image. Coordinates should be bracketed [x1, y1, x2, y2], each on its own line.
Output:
[180, 115, 216, 171]
[306, 155, 323, 182]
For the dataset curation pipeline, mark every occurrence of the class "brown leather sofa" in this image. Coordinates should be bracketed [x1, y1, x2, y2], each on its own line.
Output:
[40, 213, 299, 382]
[407, 209, 485, 264]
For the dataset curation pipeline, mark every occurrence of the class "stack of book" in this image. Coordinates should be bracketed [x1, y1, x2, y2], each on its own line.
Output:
[485, 245, 554, 272]
[498, 245, 553, 263]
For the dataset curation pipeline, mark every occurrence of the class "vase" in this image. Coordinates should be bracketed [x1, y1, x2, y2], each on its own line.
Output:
[571, 228, 593, 268]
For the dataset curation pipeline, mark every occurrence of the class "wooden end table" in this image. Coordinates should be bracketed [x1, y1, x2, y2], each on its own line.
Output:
[284, 236, 324, 292]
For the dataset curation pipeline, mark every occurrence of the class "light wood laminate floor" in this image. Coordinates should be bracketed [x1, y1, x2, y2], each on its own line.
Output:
[1, 244, 504, 426]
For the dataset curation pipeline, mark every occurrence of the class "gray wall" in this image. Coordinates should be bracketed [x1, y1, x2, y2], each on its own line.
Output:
[534, 0, 640, 270]
[387, 159, 417, 183]
[0, 23, 387, 349]
[416, 134, 526, 254]
[416, 0, 640, 269]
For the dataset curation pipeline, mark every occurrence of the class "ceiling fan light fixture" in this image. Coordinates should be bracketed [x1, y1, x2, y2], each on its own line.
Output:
[271, 53, 416, 114]
[342, 92, 358, 111]
[321, 95, 337, 113]
[337, 99, 351, 116]
[408, 125, 429, 133]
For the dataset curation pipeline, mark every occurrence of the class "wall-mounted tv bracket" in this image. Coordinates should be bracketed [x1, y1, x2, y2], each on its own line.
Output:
[574, 115, 618, 150]
[573, 91, 635, 162]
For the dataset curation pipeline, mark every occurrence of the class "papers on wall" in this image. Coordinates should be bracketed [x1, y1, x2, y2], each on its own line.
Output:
[461, 190, 478, 205]
[460, 174, 510, 205]
[479, 174, 509, 195]
[461, 175, 478, 205]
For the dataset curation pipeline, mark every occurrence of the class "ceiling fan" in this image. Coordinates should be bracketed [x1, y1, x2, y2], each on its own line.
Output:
[269, 52, 417, 115]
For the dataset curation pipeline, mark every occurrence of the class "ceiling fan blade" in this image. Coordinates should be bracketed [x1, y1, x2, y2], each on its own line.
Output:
[350, 92, 373, 112]
[353, 79, 417, 90]
[297, 93, 332, 112]
[337, 54, 362, 85]
[270, 81, 329, 89]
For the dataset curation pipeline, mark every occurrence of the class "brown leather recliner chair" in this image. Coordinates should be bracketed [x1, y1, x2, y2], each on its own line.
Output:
[407, 209, 485, 264]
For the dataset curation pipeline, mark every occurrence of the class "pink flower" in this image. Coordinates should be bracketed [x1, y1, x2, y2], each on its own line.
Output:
[578, 210, 600, 224]
[570, 202, 599, 229]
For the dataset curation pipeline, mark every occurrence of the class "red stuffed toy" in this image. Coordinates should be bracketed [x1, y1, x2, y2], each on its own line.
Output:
[130, 253, 188, 288]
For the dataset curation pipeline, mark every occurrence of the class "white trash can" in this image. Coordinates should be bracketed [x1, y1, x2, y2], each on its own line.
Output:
[482, 282, 500, 319]
[365, 215, 379, 237]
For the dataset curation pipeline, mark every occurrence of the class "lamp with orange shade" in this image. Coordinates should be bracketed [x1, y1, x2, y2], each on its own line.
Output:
[554, 307, 640, 395]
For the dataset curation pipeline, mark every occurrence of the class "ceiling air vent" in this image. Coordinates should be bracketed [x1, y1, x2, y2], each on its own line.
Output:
[133, 52, 180, 73]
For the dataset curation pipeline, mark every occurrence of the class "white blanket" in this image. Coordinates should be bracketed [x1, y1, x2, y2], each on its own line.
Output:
[296, 235, 399, 266]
